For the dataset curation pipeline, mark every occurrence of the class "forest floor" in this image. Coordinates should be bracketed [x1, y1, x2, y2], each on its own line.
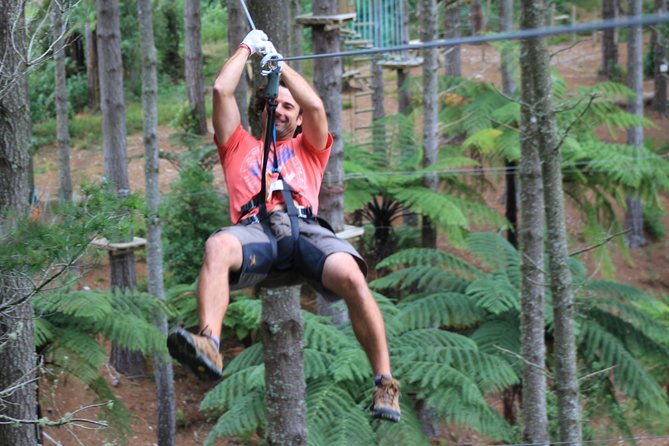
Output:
[33, 37, 669, 445]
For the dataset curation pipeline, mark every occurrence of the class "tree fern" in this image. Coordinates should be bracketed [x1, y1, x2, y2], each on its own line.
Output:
[204, 390, 266, 445]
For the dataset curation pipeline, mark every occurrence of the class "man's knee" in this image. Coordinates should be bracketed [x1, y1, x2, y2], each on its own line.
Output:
[203, 232, 242, 269]
[323, 253, 369, 297]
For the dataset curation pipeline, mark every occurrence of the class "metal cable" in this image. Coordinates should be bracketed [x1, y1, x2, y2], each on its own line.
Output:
[277, 13, 669, 62]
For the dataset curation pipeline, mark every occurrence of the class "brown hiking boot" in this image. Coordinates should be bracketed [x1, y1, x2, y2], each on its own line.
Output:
[167, 327, 223, 381]
[371, 376, 401, 422]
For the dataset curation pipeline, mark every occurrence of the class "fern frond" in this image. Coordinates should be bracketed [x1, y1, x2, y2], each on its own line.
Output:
[373, 399, 431, 446]
[303, 312, 354, 354]
[377, 247, 483, 280]
[320, 404, 377, 446]
[49, 328, 107, 386]
[580, 320, 668, 413]
[329, 347, 372, 384]
[222, 342, 263, 375]
[466, 277, 520, 315]
[467, 232, 520, 277]
[304, 348, 332, 381]
[394, 328, 476, 350]
[470, 318, 522, 357]
[200, 364, 265, 413]
[370, 266, 469, 295]
[204, 390, 266, 445]
[33, 289, 114, 321]
[307, 381, 359, 431]
[397, 291, 482, 330]
[33, 317, 55, 348]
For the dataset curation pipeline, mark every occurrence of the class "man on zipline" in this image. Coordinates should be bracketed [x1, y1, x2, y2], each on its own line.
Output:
[167, 30, 400, 422]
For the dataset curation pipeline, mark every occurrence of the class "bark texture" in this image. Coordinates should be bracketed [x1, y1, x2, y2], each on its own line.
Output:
[444, 0, 462, 76]
[601, 0, 619, 78]
[371, 59, 386, 156]
[518, 13, 549, 439]
[260, 286, 307, 446]
[248, 0, 291, 137]
[500, 0, 517, 248]
[625, 0, 646, 249]
[227, 0, 250, 130]
[52, 3, 73, 202]
[521, 0, 582, 442]
[0, 4, 39, 444]
[313, 0, 345, 232]
[85, 20, 100, 110]
[653, 0, 667, 115]
[184, 0, 208, 135]
[137, 0, 177, 443]
[96, 0, 143, 376]
[421, 0, 439, 248]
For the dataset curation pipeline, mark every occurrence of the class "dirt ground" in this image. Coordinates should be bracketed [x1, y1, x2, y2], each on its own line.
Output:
[33, 38, 669, 445]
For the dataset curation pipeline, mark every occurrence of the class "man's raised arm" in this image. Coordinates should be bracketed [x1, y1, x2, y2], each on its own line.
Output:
[279, 63, 329, 152]
[212, 30, 269, 146]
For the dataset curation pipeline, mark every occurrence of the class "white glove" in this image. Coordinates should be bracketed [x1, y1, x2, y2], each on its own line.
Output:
[261, 52, 284, 75]
[241, 29, 268, 55]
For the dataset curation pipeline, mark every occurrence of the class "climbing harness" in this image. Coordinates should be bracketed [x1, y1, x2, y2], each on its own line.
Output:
[237, 54, 323, 273]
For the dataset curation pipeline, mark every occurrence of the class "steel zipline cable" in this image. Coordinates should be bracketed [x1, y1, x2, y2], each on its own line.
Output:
[276, 13, 669, 62]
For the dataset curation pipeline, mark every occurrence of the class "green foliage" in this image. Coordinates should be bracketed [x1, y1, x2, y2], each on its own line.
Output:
[161, 142, 229, 285]
[1, 182, 167, 440]
[197, 281, 517, 444]
[441, 73, 669, 278]
[376, 232, 669, 433]
[344, 112, 507, 258]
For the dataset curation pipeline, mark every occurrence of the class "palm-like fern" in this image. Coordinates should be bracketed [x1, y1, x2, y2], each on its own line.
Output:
[344, 112, 507, 257]
[375, 232, 669, 436]
[440, 73, 669, 276]
[198, 291, 517, 445]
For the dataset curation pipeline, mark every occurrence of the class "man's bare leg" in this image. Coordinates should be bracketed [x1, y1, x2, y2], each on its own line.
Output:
[321, 252, 391, 376]
[167, 232, 243, 380]
[197, 232, 244, 340]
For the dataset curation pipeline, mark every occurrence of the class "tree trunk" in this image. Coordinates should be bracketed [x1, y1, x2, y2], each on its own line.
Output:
[289, 0, 302, 73]
[163, 0, 182, 83]
[227, 0, 250, 130]
[137, 0, 177, 443]
[371, 59, 386, 156]
[0, 4, 39, 444]
[470, 0, 484, 34]
[444, 0, 462, 77]
[248, 0, 291, 138]
[625, 0, 646, 249]
[85, 20, 100, 111]
[501, 0, 517, 248]
[518, 8, 548, 438]
[421, 0, 439, 249]
[397, 0, 412, 115]
[313, 0, 345, 233]
[184, 0, 208, 135]
[53, 3, 73, 202]
[521, 0, 582, 442]
[312, 0, 349, 332]
[260, 285, 307, 446]
[97, 0, 144, 377]
[601, 0, 619, 78]
[653, 0, 667, 115]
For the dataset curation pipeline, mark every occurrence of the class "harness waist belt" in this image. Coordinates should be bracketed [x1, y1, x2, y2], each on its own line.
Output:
[240, 205, 313, 226]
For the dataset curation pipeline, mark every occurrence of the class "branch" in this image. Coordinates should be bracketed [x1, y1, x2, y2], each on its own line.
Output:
[554, 94, 596, 151]
[578, 365, 617, 383]
[549, 39, 584, 60]
[494, 345, 553, 379]
[569, 229, 630, 257]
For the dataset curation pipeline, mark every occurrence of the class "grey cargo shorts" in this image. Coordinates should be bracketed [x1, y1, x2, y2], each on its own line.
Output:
[212, 211, 367, 301]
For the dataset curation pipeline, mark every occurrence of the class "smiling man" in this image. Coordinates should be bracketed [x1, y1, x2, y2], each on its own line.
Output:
[167, 30, 400, 422]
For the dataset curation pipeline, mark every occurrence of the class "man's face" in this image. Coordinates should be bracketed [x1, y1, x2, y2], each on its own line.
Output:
[263, 86, 302, 140]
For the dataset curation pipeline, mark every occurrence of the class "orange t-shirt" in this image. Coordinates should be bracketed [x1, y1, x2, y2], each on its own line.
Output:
[216, 124, 333, 223]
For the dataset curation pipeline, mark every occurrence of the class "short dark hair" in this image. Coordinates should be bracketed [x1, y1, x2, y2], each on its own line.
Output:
[252, 81, 302, 137]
